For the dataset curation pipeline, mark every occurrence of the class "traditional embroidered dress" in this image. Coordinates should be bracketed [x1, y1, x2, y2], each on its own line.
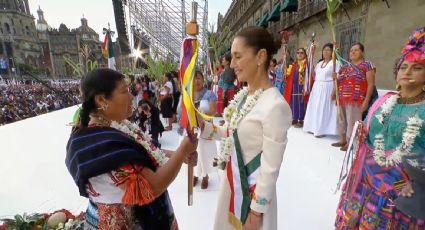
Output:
[303, 61, 339, 136]
[273, 64, 285, 96]
[65, 126, 178, 230]
[201, 88, 292, 230]
[284, 60, 307, 122]
[337, 60, 375, 143]
[335, 94, 425, 229]
[338, 60, 374, 107]
[217, 68, 236, 114]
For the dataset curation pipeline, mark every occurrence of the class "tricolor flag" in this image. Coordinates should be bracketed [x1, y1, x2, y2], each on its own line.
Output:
[228, 130, 262, 229]
[102, 32, 116, 70]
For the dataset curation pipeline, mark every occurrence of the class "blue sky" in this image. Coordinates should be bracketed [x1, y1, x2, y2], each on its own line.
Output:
[29, 0, 232, 38]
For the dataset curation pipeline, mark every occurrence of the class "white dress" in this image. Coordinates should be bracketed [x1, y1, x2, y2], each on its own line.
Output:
[201, 88, 292, 230]
[196, 90, 218, 177]
[303, 61, 339, 136]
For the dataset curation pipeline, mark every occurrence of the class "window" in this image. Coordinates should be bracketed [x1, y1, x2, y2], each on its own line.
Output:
[336, 17, 366, 60]
[13, 28, 16, 34]
[4, 23, 10, 34]
[0, 0, 8, 9]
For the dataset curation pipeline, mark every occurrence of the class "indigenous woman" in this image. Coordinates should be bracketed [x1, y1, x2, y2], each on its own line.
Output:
[159, 72, 175, 131]
[304, 43, 339, 137]
[335, 28, 425, 229]
[216, 54, 237, 115]
[332, 43, 376, 151]
[65, 68, 197, 229]
[284, 48, 308, 128]
[274, 60, 285, 95]
[199, 27, 292, 230]
[193, 70, 218, 189]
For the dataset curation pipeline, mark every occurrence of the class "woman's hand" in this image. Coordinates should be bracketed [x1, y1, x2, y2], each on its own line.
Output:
[243, 210, 263, 230]
[196, 113, 205, 132]
[178, 137, 198, 156]
[400, 182, 414, 197]
[331, 90, 336, 101]
[332, 72, 338, 81]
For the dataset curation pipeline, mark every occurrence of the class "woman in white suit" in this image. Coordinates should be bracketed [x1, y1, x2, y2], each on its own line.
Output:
[199, 26, 292, 230]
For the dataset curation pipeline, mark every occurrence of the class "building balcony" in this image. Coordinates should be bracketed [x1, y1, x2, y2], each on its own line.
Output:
[282, 0, 327, 29]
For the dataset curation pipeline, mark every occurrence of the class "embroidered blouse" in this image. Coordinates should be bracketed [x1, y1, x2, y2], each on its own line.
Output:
[338, 60, 375, 106]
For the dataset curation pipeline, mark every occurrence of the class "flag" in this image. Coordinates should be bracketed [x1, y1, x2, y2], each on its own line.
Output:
[102, 32, 116, 70]
[228, 130, 262, 229]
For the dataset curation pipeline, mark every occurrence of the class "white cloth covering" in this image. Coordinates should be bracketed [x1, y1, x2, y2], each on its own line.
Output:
[303, 61, 339, 136]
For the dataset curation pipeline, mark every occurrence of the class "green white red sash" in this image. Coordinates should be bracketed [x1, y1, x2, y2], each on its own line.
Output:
[227, 130, 262, 229]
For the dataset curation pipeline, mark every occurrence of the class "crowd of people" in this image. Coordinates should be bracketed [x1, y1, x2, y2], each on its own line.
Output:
[0, 81, 80, 126]
[1, 24, 423, 230]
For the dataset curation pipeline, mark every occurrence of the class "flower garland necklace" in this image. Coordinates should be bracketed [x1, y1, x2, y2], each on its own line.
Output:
[373, 94, 424, 167]
[90, 115, 168, 166]
[110, 120, 168, 166]
[214, 87, 264, 169]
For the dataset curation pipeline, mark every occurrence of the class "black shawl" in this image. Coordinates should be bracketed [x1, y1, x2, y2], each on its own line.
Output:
[65, 126, 155, 197]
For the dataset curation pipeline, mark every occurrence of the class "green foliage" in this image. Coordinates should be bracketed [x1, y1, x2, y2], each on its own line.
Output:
[145, 49, 177, 84]
[1, 213, 45, 230]
[63, 54, 84, 77]
[326, 0, 343, 42]
[208, 24, 230, 60]
[63, 44, 98, 78]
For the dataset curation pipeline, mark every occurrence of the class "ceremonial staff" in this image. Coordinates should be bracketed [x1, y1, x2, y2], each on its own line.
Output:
[279, 30, 293, 80]
[179, 1, 211, 206]
[304, 32, 316, 101]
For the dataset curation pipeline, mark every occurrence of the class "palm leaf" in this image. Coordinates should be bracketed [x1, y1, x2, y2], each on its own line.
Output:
[326, 0, 343, 42]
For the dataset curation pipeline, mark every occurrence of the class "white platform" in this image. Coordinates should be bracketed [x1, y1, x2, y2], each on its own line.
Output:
[0, 106, 345, 229]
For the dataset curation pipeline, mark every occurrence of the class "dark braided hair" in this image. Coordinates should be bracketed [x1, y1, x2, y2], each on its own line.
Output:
[79, 68, 125, 127]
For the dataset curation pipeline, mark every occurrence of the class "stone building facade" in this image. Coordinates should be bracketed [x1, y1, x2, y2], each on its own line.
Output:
[47, 24, 80, 77]
[0, 0, 106, 78]
[217, 0, 425, 89]
[38, 10, 105, 78]
[0, 0, 42, 76]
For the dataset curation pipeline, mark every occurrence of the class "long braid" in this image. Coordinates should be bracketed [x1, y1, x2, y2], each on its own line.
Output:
[80, 100, 95, 127]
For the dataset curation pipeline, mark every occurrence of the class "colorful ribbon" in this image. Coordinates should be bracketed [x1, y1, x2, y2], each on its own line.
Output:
[179, 37, 212, 129]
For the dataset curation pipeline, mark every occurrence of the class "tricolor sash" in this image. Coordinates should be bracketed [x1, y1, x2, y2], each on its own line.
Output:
[227, 129, 262, 229]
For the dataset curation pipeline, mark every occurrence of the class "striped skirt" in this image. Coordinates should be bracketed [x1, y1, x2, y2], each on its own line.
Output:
[335, 151, 425, 229]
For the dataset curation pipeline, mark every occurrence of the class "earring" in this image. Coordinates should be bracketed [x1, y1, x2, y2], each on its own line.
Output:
[396, 84, 401, 91]
[98, 104, 108, 111]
